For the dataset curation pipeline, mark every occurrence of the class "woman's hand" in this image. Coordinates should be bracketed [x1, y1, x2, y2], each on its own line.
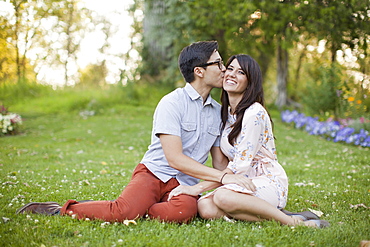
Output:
[222, 173, 256, 192]
[168, 185, 200, 201]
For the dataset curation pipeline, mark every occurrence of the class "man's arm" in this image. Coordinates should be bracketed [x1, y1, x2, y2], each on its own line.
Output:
[166, 141, 229, 201]
[160, 134, 225, 182]
[161, 134, 257, 196]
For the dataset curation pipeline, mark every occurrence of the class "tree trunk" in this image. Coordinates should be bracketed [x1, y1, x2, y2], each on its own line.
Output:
[258, 52, 271, 83]
[275, 43, 289, 108]
[64, 3, 73, 85]
[14, 2, 21, 83]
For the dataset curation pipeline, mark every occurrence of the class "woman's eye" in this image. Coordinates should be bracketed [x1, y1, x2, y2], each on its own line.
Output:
[238, 70, 245, 75]
[226, 67, 233, 71]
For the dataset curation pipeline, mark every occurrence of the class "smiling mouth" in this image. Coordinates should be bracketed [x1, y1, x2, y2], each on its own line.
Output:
[225, 79, 236, 85]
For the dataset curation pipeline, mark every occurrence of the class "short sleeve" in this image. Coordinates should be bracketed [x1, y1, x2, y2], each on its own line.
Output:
[153, 94, 182, 137]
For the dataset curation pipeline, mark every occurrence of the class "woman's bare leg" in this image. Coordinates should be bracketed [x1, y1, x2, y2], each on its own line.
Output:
[198, 196, 227, 219]
[212, 189, 311, 226]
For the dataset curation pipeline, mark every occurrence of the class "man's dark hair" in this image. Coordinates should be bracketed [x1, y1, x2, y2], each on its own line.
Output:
[178, 41, 219, 83]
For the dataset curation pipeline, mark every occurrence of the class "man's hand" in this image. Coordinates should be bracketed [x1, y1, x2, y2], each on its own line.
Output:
[222, 174, 256, 192]
[168, 185, 200, 201]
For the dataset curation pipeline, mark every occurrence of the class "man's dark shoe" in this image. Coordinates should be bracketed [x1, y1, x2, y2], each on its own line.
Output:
[16, 202, 61, 215]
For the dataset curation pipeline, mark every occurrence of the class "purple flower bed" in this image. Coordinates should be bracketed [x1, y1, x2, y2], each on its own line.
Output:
[281, 110, 370, 147]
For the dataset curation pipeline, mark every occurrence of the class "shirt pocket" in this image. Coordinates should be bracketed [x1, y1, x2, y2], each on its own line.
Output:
[207, 126, 220, 136]
[181, 122, 197, 144]
[205, 126, 220, 147]
[181, 122, 196, 132]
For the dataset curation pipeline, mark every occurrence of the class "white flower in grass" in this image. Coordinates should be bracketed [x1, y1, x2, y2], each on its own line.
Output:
[123, 220, 136, 226]
[2, 217, 10, 223]
[223, 215, 235, 223]
[100, 221, 110, 228]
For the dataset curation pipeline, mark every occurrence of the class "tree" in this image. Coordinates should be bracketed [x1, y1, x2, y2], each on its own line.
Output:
[0, 1, 17, 83]
[307, 0, 370, 63]
[133, 0, 302, 103]
[306, 0, 370, 107]
[246, 0, 313, 108]
[4, 0, 40, 83]
[131, 0, 369, 109]
[133, 0, 261, 86]
[38, 0, 90, 86]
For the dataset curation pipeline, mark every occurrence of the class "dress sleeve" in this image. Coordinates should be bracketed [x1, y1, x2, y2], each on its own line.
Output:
[227, 104, 268, 174]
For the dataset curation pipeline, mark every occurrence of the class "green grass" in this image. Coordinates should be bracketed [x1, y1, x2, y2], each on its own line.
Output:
[1, 97, 369, 246]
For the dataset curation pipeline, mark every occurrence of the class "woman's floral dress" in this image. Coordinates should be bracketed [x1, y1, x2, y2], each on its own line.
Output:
[201, 102, 288, 208]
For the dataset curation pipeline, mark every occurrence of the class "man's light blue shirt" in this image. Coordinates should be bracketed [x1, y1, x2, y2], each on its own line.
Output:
[141, 83, 222, 186]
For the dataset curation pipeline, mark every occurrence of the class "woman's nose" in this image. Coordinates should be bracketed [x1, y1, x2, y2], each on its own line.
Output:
[229, 70, 236, 77]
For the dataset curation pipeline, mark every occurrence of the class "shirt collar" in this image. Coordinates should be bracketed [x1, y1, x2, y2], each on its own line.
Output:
[185, 83, 214, 106]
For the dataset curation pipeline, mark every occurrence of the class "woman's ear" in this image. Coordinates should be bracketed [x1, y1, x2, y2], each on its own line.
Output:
[193, 67, 204, 78]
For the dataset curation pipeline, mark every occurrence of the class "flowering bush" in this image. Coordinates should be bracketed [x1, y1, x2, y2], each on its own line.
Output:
[281, 110, 370, 147]
[0, 105, 22, 136]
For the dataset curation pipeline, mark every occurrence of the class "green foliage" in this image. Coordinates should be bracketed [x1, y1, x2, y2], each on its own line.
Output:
[300, 63, 342, 117]
[0, 104, 369, 246]
[0, 17, 17, 82]
[307, 0, 370, 62]
[0, 80, 53, 106]
[131, 0, 370, 110]
[347, 118, 370, 132]
[1, 80, 172, 116]
[296, 57, 369, 122]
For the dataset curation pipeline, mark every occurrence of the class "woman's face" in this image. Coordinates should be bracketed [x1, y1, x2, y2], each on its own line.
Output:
[223, 58, 248, 95]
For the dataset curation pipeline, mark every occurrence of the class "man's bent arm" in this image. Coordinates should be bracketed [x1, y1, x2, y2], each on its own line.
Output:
[160, 134, 225, 182]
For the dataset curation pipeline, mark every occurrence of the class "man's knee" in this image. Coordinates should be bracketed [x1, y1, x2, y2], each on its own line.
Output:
[148, 195, 198, 223]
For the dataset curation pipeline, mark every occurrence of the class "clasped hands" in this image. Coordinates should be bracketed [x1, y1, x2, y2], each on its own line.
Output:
[168, 173, 256, 201]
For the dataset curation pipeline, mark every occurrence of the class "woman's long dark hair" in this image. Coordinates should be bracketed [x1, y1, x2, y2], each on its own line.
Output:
[221, 54, 269, 146]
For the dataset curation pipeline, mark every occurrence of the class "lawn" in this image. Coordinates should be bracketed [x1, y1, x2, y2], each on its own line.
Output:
[0, 102, 369, 247]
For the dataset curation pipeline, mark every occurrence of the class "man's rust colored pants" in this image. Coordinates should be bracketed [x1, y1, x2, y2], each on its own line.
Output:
[60, 163, 198, 223]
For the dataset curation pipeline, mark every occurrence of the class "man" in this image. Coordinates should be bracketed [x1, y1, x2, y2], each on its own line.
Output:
[17, 41, 252, 223]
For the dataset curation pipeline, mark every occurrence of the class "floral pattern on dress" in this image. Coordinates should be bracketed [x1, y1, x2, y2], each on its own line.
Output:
[201, 102, 288, 209]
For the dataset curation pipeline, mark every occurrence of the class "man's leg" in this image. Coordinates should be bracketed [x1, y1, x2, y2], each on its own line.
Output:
[147, 178, 198, 223]
[60, 163, 162, 222]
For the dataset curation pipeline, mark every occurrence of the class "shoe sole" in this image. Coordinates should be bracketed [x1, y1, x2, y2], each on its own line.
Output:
[282, 210, 320, 220]
[16, 202, 60, 214]
[307, 219, 330, 228]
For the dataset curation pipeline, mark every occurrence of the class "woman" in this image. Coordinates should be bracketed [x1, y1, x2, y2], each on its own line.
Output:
[169, 54, 329, 228]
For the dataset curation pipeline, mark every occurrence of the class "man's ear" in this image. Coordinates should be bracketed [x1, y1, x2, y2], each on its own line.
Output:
[194, 66, 204, 78]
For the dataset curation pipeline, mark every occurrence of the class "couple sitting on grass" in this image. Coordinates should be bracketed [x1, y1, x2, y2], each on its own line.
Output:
[17, 41, 329, 228]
